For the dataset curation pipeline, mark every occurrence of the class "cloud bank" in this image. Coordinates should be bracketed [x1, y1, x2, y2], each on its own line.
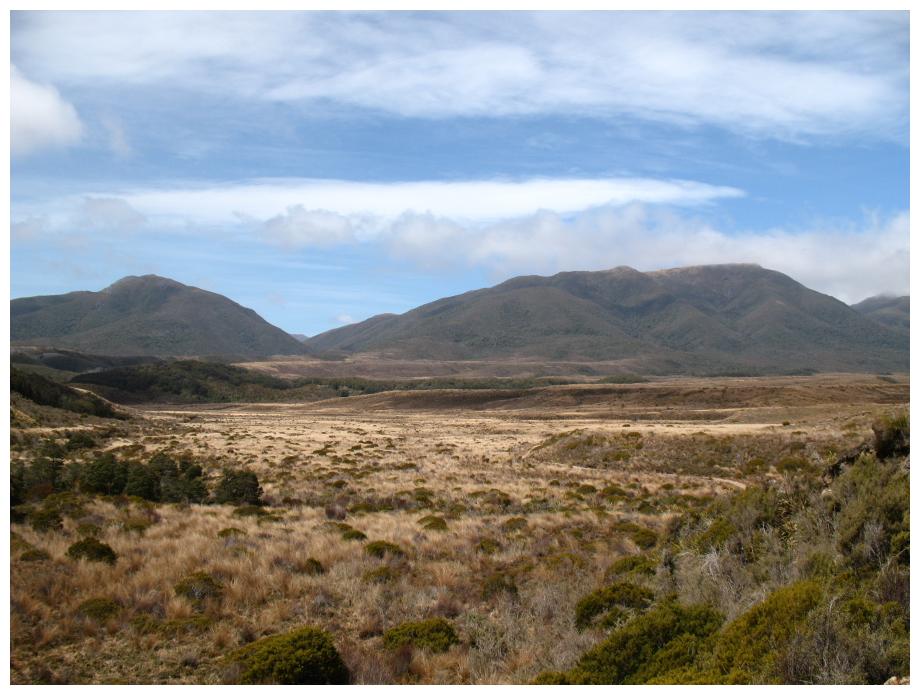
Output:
[11, 65, 83, 157]
[12, 11, 908, 141]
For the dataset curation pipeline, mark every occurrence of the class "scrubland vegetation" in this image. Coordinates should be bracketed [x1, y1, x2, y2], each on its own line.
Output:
[9, 376, 909, 684]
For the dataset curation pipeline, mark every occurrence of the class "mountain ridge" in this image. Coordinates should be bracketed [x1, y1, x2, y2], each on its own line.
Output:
[11, 275, 309, 358]
[305, 264, 908, 374]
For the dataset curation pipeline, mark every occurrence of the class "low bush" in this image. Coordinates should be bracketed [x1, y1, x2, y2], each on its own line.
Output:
[575, 582, 655, 630]
[364, 540, 405, 559]
[382, 618, 459, 653]
[213, 469, 263, 506]
[66, 537, 118, 564]
[174, 571, 223, 604]
[418, 515, 448, 532]
[227, 626, 349, 684]
[76, 597, 121, 622]
[481, 571, 519, 600]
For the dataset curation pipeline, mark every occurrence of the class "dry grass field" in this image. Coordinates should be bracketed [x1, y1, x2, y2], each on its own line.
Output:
[10, 374, 910, 684]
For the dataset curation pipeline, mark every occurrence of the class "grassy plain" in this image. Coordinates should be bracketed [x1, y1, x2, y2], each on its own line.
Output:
[9, 373, 909, 684]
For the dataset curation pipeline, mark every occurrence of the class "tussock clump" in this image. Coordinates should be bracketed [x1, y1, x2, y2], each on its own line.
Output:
[365, 540, 406, 559]
[174, 571, 223, 604]
[66, 537, 118, 565]
[382, 618, 459, 653]
[76, 597, 121, 622]
[227, 626, 349, 684]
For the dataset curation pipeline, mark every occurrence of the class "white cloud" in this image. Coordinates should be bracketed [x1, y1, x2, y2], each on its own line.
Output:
[117, 177, 742, 228]
[378, 206, 910, 304]
[11, 11, 907, 141]
[11, 65, 83, 157]
[336, 314, 355, 325]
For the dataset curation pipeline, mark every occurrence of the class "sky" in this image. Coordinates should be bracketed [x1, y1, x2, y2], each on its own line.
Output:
[10, 10, 910, 336]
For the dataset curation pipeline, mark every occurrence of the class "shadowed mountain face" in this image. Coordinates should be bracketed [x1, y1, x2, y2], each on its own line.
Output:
[306, 264, 908, 374]
[11, 275, 309, 358]
[851, 295, 910, 333]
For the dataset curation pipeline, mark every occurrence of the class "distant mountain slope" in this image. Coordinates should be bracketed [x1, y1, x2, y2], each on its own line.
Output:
[305, 264, 908, 374]
[11, 275, 309, 358]
[851, 295, 910, 333]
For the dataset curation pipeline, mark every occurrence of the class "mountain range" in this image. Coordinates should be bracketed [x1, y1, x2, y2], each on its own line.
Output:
[10, 266, 909, 374]
[305, 264, 908, 374]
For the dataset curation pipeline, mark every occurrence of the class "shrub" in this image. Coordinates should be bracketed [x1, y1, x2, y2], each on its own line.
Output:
[233, 505, 269, 518]
[20, 548, 51, 562]
[575, 582, 655, 630]
[228, 626, 349, 684]
[365, 540, 405, 559]
[607, 554, 657, 578]
[341, 527, 367, 542]
[872, 412, 909, 459]
[174, 571, 223, 604]
[476, 537, 501, 555]
[29, 507, 63, 533]
[218, 527, 246, 538]
[76, 597, 121, 622]
[418, 515, 448, 532]
[708, 580, 824, 683]
[213, 469, 263, 506]
[481, 572, 518, 600]
[80, 453, 129, 495]
[67, 537, 118, 564]
[569, 600, 724, 684]
[382, 618, 459, 653]
[363, 566, 400, 584]
[501, 517, 528, 533]
[296, 558, 325, 576]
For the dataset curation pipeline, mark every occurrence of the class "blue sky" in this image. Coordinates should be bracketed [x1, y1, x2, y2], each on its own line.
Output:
[10, 11, 909, 336]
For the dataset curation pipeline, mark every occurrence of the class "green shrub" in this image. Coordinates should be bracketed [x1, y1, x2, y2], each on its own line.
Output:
[575, 582, 655, 630]
[501, 517, 528, 533]
[418, 515, 448, 532]
[382, 618, 459, 653]
[213, 469, 263, 506]
[872, 412, 909, 459]
[81, 453, 129, 495]
[344, 527, 368, 541]
[228, 625, 349, 684]
[20, 548, 51, 562]
[569, 600, 724, 684]
[476, 537, 501, 555]
[29, 507, 63, 533]
[708, 580, 824, 683]
[613, 521, 658, 550]
[607, 554, 656, 578]
[174, 571, 223, 604]
[67, 537, 118, 564]
[364, 540, 405, 559]
[76, 597, 121, 622]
